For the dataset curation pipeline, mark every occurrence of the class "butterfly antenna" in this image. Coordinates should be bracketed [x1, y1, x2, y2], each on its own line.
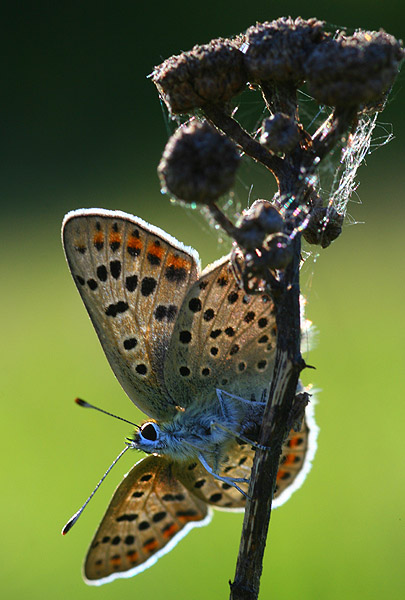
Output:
[74, 397, 140, 428]
[61, 444, 130, 535]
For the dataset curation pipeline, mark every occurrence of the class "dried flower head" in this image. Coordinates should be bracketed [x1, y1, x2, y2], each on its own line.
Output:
[237, 199, 284, 249]
[152, 38, 247, 115]
[158, 119, 240, 204]
[244, 17, 326, 84]
[305, 30, 404, 108]
[260, 113, 301, 154]
[303, 205, 344, 248]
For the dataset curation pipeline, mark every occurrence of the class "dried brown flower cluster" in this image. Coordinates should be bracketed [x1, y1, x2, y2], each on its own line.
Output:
[244, 17, 326, 84]
[152, 38, 247, 115]
[152, 17, 403, 266]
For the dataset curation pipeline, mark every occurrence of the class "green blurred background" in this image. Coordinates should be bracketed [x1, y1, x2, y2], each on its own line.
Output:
[1, 2, 404, 599]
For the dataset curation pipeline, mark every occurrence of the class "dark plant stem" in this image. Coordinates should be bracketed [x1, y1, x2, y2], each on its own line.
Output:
[207, 203, 239, 240]
[260, 81, 298, 119]
[230, 233, 304, 600]
[308, 107, 358, 169]
[203, 105, 287, 182]
[203, 91, 355, 600]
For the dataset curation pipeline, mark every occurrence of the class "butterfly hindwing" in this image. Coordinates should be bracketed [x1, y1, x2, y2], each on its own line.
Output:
[62, 209, 200, 420]
[84, 455, 211, 585]
[177, 410, 315, 510]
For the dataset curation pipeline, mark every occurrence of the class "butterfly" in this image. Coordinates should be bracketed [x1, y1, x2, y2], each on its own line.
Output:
[62, 208, 317, 585]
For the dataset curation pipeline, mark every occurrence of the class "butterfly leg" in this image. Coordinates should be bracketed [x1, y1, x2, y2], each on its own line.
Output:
[210, 421, 269, 451]
[198, 453, 249, 498]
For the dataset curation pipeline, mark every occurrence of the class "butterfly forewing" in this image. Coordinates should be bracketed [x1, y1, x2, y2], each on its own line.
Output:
[62, 209, 200, 420]
[84, 455, 211, 585]
[164, 257, 278, 406]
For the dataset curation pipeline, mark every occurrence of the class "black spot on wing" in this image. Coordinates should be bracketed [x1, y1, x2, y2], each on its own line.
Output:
[141, 277, 157, 296]
[135, 364, 147, 375]
[125, 274, 138, 292]
[87, 279, 98, 290]
[188, 298, 202, 312]
[165, 265, 187, 283]
[110, 260, 121, 279]
[154, 305, 178, 322]
[116, 514, 137, 522]
[125, 535, 135, 545]
[97, 265, 108, 281]
[123, 337, 137, 350]
[203, 309, 215, 321]
[105, 301, 129, 317]
[179, 330, 192, 343]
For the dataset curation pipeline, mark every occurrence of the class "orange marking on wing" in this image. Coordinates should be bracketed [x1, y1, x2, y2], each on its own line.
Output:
[283, 453, 297, 466]
[288, 435, 301, 448]
[162, 523, 180, 539]
[110, 556, 121, 566]
[177, 513, 202, 523]
[127, 551, 139, 563]
[147, 242, 165, 260]
[93, 232, 104, 245]
[143, 539, 159, 553]
[127, 236, 143, 251]
[276, 469, 286, 482]
[109, 231, 122, 245]
[167, 254, 190, 271]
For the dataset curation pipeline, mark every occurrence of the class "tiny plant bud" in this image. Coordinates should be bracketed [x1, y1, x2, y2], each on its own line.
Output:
[303, 205, 344, 248]
[237, 199, 285, 249]
[260, 113, 300, 154]
[158, 119, 240, 204]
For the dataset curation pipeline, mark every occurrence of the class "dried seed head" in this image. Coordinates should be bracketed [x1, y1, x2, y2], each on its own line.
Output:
[303, 205, 344, 248]
[152, 38, 247, 115]
[244, 17, 326, 84]
[305, 30, 404, 108]
[260, 113, 300, 153]
[158, 119, 240, 204]
[238, 199, 284, 248]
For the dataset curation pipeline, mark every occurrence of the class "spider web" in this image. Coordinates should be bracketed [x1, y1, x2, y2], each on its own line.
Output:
[327, 113, 393, 221]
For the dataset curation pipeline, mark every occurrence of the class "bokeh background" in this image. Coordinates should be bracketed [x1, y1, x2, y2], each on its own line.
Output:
[2, 2, 404, 599]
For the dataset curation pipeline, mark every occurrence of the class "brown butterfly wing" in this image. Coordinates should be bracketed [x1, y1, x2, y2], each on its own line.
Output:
[84, 455, 211, 585]
[62, 209, 200, 420]
[177, 409, 316, 510]
[164, 256, 277, 407]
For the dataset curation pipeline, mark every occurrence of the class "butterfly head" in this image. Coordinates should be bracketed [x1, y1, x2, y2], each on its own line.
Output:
[129, 421, 164, 453]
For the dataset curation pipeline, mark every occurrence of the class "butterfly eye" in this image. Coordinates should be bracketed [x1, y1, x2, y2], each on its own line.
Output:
[140, 422, 159, 441]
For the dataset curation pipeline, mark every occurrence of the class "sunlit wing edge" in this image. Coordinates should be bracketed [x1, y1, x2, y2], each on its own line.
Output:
[61, 207, 201, 272]
[272, 396, 319, 509]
